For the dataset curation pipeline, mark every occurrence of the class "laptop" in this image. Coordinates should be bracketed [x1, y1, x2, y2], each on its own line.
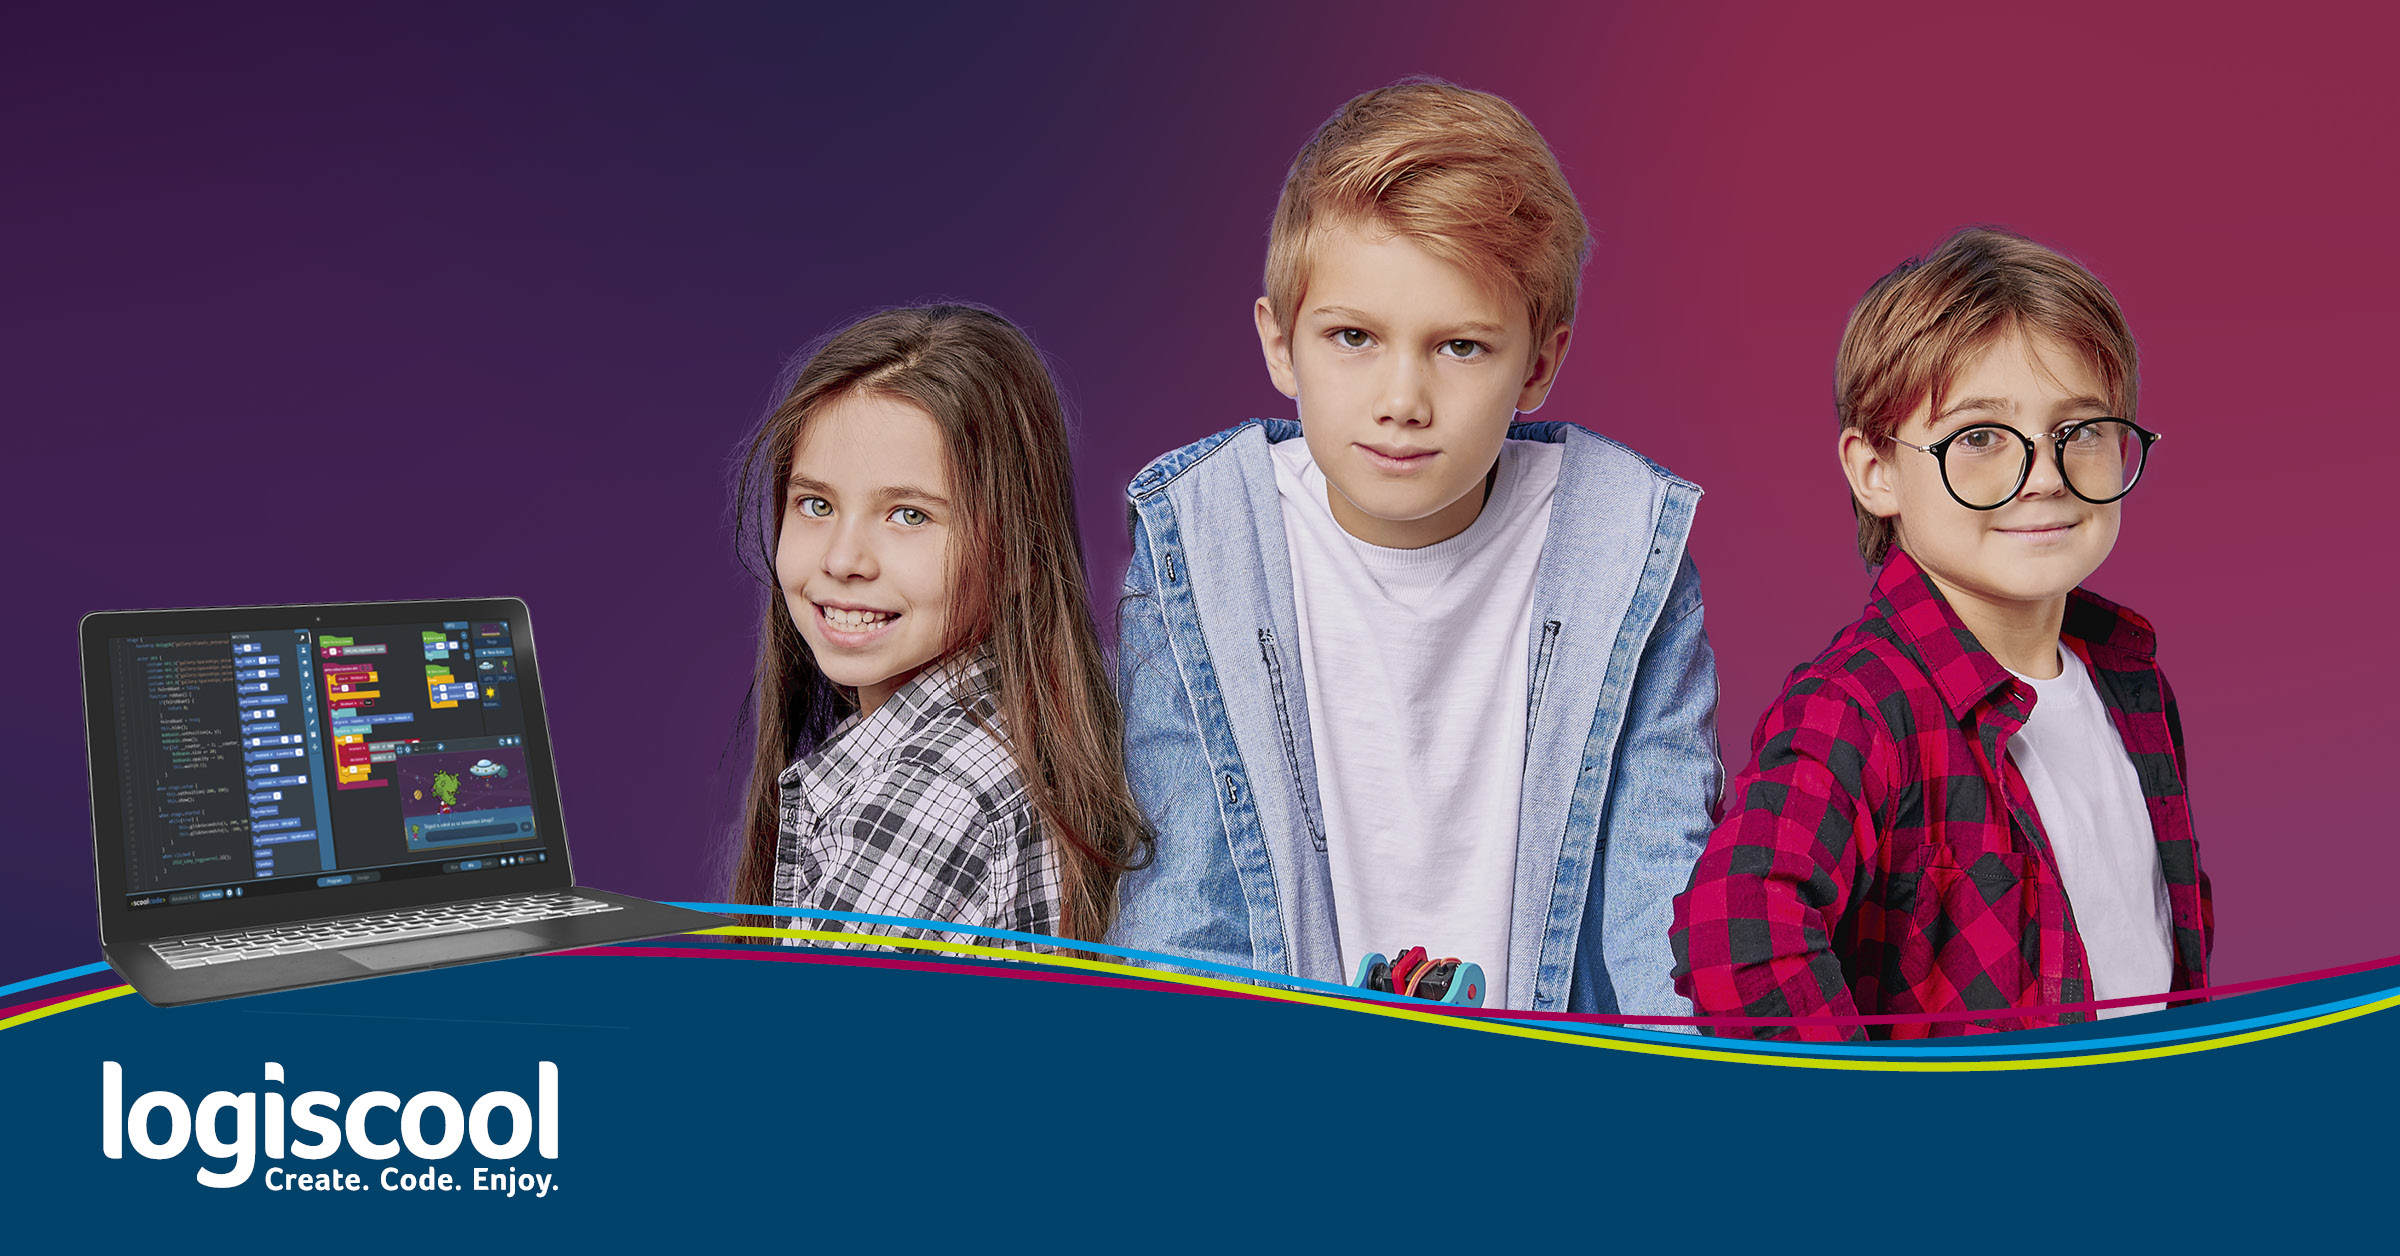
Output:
[80, 597, 727, 1006]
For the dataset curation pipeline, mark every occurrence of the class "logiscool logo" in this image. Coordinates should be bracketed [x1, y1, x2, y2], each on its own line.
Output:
[102, 1062, 558, 1189]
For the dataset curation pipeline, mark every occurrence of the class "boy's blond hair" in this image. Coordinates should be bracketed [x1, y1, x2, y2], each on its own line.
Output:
[1837, 227, 2140, 565]
[1264, 78, 1590, 339]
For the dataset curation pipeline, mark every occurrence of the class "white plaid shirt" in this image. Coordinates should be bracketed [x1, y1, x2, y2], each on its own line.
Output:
[774, 652, 1061, 949]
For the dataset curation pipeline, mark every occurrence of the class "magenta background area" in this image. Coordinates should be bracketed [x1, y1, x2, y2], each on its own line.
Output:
[4, 3, 2392, 986]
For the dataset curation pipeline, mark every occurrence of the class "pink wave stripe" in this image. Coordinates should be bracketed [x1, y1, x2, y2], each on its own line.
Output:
[4, 951, 2380, 1037]
[571, 939, 2400, 1030]
[0, 985, 122, 1023]
[1509, 950, 2400, 1029]
[8, 945, 2385, 1034]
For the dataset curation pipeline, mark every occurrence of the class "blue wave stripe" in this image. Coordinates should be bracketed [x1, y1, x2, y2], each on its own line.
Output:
[667, 902, 1397, 1002]
[667, 903, 2396, 1059]
[1499, 984, 2400, 1059]
[0, 961, 110, 1002]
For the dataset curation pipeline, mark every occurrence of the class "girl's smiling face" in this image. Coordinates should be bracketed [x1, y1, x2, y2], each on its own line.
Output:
[777, 391, 958, 716]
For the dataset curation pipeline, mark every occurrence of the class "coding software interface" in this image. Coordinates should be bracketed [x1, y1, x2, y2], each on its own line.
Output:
[108, 619, 548, 914]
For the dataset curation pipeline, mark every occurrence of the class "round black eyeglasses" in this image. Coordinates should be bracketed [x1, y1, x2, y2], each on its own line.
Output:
[1890, 418, 2161, 511]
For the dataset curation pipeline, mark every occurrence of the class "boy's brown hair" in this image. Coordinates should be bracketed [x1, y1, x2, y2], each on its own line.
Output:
[1264, 78, 1590, 339]
[1837, 226, 2140, 565]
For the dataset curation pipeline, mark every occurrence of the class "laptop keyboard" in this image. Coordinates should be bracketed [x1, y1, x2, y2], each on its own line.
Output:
[149, 892, 622, 969]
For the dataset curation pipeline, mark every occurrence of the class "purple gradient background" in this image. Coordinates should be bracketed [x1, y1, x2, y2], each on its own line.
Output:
[6, 3, 2393, 988]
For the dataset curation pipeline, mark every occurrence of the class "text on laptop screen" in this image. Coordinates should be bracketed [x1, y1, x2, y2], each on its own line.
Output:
[105, 619, 548, 912]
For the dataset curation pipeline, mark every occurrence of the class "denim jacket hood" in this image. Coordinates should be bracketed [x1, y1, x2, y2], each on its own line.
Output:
[1111, 419, 1721, 1015]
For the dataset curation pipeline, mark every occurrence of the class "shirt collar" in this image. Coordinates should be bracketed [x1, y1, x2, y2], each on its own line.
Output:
[1867, 550, 2026, 724]
[1869, 549, 2158, 724]
[777, 650, 999, 814]
[2061, 583, 2158, 663]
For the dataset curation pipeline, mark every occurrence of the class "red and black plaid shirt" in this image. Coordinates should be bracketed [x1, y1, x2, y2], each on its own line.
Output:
[1671, 551, 2211, 1041]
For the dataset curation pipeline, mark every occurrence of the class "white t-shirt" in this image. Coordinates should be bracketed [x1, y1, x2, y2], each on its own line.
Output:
[2005, 645, 2174, 1019]
[1271, 437, 1564, 1008]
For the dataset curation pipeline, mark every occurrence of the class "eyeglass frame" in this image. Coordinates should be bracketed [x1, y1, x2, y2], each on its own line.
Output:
[1888, 417, 2162, 511]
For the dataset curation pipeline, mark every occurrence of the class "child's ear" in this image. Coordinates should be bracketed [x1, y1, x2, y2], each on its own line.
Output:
[1513, 322, 1573, 414]
[1838, 427, 1902, 519]
[1254, 298, 1299, 400]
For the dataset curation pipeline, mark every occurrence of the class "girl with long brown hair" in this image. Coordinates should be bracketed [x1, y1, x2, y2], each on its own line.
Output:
[727, 304, 1148, 947]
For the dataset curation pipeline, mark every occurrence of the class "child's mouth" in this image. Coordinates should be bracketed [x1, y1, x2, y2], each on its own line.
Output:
[1356, 442, 1438, 472]
[816, 603, 898, 638]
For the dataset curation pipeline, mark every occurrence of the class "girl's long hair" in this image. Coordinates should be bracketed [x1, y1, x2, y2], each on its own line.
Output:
[727, 304, 1150, 943]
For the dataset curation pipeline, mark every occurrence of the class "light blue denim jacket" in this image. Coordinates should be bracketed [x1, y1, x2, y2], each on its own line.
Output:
[1110, 419, 1722, 1015]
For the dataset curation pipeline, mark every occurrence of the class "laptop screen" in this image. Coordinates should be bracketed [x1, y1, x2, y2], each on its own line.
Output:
[100, 615, 553, 921]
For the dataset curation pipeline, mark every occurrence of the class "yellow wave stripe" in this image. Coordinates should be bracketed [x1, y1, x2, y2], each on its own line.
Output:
[4, 938, 2384, 1070]
[0, 985, 134, 1035]
[700, 925, 2400, 1071]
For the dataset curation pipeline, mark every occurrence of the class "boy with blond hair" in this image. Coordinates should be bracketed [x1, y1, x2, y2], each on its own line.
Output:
[1672, 227, 2211, 1040]
[1111, 80, 1721, 1016]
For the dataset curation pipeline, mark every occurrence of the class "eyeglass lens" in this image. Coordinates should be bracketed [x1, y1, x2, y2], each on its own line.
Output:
[1943, 421, 2146, 508]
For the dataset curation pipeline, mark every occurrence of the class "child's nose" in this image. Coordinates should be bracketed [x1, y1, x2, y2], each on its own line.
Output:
[1376, 354, 1434, 427]
[2020, 436, 2070, 497]
[821, 520, 878, 579]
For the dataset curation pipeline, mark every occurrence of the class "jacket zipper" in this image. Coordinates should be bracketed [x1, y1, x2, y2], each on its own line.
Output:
[1524, 620, 1562, 750]
[1256, 628, 1327, 852]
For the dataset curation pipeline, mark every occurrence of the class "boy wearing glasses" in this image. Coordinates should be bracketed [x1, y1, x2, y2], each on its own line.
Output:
[1671, 227, 2210, 1040]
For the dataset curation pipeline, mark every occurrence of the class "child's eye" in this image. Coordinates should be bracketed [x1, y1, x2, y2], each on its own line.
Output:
[1332, 328, 1373, 350]
[888, 506, 930, 527]
[1438, 339, 1488, 360]
[794, 496, 833, 518]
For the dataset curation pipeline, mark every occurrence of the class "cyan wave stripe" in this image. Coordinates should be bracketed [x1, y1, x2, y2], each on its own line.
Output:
[668, 903, 2397, 1059]
[0, 917, 2385, 1060]
[4, 913, 2378, 1059]
[668, 902, 1393, 1002]
[0, 961, 109, 1002]
[1499, 984, 2400, 1058]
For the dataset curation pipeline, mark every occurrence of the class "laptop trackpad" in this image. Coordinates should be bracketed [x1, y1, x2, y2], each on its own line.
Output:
[339, 929, 545, 972]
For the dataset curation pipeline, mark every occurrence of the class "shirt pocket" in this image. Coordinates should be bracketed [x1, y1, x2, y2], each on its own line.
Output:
[1889, 847, 2039, 1027]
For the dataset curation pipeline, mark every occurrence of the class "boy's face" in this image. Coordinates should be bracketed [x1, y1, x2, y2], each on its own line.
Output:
[778, 391, 957, 718]
[1842, 331, 2122, 635]
[1255, 221, 1570, 550]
